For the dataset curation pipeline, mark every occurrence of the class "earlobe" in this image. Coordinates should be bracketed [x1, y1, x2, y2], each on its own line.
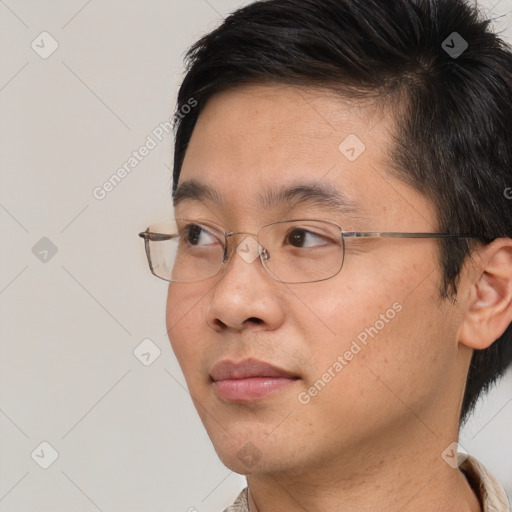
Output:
[459, 239, 512, 350]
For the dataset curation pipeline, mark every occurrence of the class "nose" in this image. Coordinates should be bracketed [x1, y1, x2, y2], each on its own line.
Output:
[205, 234, 285, 332]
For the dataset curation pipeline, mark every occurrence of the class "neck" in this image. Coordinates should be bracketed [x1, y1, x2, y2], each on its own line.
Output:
[246, 425, 481, 512]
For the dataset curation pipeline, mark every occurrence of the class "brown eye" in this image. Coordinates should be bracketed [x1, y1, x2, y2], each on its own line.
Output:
[187, 224, 202, 245]
[287, 229, 306, 247]
[182, 224, 219, 247]
[286, 228, 328, 248]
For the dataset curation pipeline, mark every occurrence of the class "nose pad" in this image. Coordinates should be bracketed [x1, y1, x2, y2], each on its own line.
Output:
[260, 247, 270, 261]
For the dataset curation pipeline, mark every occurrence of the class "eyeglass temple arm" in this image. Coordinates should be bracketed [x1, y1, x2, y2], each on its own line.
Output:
[341, 232, 478, 239]
[138, 232, 176, 241]
[139, 230, 478, 240]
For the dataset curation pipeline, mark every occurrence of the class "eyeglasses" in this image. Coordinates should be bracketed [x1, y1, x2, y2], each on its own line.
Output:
[139, 218, 478, 284]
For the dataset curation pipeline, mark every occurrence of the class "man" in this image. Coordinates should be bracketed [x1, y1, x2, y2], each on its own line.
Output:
[140, 0, 512, 510]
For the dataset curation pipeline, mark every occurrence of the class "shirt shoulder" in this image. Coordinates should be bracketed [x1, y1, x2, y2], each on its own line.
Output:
[460, 454, 511, 512]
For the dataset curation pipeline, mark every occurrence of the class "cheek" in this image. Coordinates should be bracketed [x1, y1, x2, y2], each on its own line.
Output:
[292, 251, 451, 407]
[290, 296, 447, 445]
[166, 284, 206, 374]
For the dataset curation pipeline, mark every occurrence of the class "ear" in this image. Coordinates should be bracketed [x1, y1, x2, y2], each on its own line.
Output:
[459, 238, 512, 350]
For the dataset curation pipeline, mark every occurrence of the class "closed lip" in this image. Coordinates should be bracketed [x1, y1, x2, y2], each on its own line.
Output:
[210, 358, 300, 381]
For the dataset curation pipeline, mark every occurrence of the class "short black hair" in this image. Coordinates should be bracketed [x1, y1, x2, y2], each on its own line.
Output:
[172, 0, 512, 423]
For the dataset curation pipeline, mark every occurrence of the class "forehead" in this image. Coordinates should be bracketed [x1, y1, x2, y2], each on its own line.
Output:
[177, 84, 433, 228]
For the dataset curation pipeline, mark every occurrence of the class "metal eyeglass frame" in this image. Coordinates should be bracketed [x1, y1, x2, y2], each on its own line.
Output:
[139, 218, 479, 284]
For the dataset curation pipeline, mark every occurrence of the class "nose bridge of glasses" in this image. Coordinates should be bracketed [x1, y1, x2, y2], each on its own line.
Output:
[224, 231, 269, 264]
[224, 231, 264, 262]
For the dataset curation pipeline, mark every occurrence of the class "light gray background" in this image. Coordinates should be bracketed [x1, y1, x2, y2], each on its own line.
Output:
[0, 1, 511, 511]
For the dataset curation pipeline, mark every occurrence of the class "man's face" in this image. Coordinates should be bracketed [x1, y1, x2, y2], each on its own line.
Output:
[166, 85, 466, 475]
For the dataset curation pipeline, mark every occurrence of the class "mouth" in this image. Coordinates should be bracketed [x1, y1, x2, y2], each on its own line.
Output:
[210, 358, 300, 402]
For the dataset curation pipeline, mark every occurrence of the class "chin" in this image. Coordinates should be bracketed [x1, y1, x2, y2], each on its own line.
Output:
[209, 430, 297, 477]
[207, 431, 267, 474]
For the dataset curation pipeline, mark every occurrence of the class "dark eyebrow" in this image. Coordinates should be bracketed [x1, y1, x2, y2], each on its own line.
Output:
[173, 179, 222, 207]
[173, 178, 359, 216]
[259, 182, 358, 215]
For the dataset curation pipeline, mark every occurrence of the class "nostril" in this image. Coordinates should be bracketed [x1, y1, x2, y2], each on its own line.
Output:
[247, 317, 263, 324]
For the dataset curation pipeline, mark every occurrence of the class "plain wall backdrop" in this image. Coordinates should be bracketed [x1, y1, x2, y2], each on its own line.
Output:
[0, 1, 511, 511]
